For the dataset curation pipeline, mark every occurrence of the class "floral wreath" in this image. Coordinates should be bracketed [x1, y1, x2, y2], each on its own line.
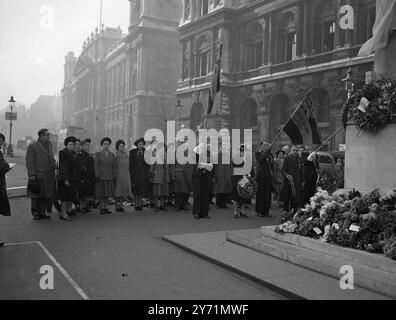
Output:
[342, 78, 396, 135]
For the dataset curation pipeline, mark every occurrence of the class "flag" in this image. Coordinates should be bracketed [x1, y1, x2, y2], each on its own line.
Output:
[283, 97, 322, 146]
[208, 43, 223, 115]
[359, 0, 396, 56]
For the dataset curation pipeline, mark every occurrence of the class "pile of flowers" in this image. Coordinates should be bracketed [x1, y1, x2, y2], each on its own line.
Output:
[342, 78, 396, 135]
[276, 188, 396, 260]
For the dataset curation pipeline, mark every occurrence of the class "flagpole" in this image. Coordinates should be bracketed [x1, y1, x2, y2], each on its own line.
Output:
[269, 101, 303, 150]
[313, 126, 344, 153]
[99, 0, 103, 28]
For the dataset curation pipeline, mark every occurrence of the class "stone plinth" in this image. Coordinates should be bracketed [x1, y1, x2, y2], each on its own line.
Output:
[345, 124, 396, 193]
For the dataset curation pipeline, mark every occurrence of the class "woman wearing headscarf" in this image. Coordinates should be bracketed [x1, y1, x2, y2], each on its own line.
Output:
[129, 138, 150, 211]
[114, 139, 132, 212]
[1, 133, 11, 245]
[255, 142, 274, 218]
[58, 136, 79, 221]
[231, 145, 251, 219]
[94, 137, 116, 215]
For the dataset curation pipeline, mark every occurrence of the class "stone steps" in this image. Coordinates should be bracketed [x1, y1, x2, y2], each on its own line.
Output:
[163, 231, 389, 300]
[226, 229, 396, 299]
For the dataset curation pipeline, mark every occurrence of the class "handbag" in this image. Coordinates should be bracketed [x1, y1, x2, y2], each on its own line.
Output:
[28, 180, 41, 195]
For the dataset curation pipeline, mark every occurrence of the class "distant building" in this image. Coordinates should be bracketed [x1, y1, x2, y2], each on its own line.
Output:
[29, 95, 62, 133]
[62, 0, 182, 149]
[176, 0, 376, 151]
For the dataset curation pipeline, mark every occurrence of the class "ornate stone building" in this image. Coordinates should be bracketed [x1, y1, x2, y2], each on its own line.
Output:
[62, 0, 181, 149]
[176, 0, 376, 151]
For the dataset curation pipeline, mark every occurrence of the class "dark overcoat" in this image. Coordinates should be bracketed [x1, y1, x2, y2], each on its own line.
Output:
[26, 141, 56, 199]
[255, 156, 273, 216]
[129, 148, 150, 195]
[0, 150, 11, 216]
[213, 152, 232, 194]
[79, 150, 95, 197]
[280, 154, 302, 205]
[172, 162, 192, 194]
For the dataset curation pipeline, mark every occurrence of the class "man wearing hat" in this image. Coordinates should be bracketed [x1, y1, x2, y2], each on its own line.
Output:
[129, 138, 150, 211]
[26, 129, 57, 220]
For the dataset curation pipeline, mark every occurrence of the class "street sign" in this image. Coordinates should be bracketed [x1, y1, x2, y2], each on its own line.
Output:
[5, 112, 17, 121]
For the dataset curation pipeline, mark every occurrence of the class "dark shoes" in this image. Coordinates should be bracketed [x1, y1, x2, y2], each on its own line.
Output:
[60, 215, 72, 222]
[257, 213, 273, 218]
[239, 212, 249, 219]
[135, 207, 143, 211]
[81, 208, 91, 213]
[100, 209, 112, 215]
[116, 206, 125, 212]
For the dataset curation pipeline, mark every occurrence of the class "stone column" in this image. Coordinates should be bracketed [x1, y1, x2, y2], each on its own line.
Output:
[191, 0, 196, 20]
[259, 18, 267, 65]
[258, 108, 270, 143]
[303, 0, 310, 56]
[335, 0, 343, 49]
[297, 0, 304, 57]
[268, 14, 275, 65]
[344, 0, 354, 47]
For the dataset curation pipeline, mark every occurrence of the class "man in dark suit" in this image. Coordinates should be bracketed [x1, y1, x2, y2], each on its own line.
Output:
[26, 129, 56, 220]
[280, 145, 302, 213]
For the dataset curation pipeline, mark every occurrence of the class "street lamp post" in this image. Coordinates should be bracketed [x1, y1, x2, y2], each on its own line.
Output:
[175, 100, 182, 131]
[342, 67, 356, 100]
[7, 96, 16, 157]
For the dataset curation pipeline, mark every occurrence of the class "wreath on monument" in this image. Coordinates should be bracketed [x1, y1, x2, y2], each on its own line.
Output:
[342, 78, 396, 135]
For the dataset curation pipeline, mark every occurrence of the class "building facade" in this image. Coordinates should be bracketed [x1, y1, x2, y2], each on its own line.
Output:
[62, 0, 181, 149]
[176, 0, 376, 151]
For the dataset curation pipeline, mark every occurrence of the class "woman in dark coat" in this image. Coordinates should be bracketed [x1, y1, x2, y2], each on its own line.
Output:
[0, 133, 11, 218]
[58, 136, 80, 221]
[129, 138, 150, 211]
[280, 146, 303, 213]
[95, 138, 116, 215]
[301, 151, 318, 205]
[255, 143, 274, 218]
[0, 133, 11, 246]
[231, 145, 251, 219]
[214, 147, 232, 209]
[79, 139, 95, 212]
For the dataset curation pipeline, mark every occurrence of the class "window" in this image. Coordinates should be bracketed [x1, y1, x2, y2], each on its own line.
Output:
[314, 0, 338, 53]
[184, 0, 191, 20]
[196, 36, 210, 77]
[246, 23, 263, 69]
[278, 12, 296, 63]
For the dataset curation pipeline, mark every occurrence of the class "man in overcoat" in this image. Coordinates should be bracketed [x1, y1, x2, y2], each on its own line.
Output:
[26, 129, 56, 220]
[280, 146, 302, 213]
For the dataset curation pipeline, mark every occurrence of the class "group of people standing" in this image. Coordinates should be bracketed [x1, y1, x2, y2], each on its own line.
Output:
[274, 145, 320, 214]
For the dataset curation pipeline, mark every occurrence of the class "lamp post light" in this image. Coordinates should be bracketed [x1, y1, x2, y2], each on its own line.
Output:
[7, 96, 16, 157]
[342, 67, 356, 100]
[175, 100, 182, 130]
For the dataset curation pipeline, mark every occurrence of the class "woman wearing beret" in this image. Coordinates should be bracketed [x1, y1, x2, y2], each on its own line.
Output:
[114, 140, 131, 212]
[129, 138, 149, 211]
[95, 138, 116, 215]
[58, 136, 79, 221]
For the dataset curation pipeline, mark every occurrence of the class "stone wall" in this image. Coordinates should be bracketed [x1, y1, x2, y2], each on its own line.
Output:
[345, 124, 396, 193]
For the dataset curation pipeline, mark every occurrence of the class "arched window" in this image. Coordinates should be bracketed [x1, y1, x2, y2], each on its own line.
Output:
[246, 22, 263, 70]
[196, 36, 211, 77]
[278, 12, 296, 63]
[311, 87, 330, 123]
[314, 0, 339, 53]
[240, 98, 258, 128]
[190, 102, 204, 130]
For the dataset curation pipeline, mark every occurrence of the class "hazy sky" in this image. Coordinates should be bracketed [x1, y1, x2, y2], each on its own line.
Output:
[0, 0, 129, 110]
